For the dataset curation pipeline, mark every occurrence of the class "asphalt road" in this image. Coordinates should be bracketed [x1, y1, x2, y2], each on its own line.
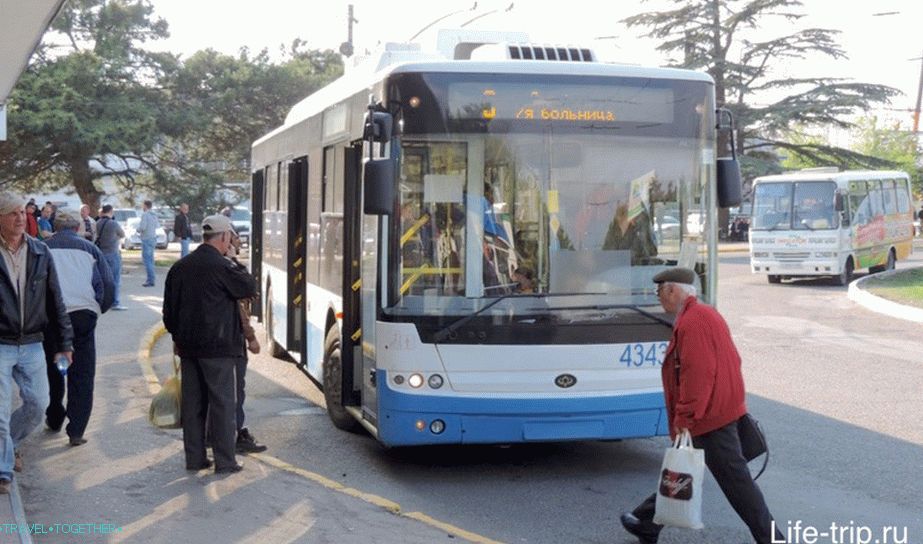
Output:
[14, 244, 923, 544]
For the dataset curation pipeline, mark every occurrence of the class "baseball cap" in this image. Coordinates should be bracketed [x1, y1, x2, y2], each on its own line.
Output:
[201, 214, 234, 234]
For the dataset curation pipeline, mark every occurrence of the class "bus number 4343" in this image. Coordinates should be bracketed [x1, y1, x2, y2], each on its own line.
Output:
[619, 342, 669, 368]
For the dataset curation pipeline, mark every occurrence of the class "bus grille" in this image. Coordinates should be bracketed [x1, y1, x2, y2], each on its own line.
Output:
[773, 251, 810, 261]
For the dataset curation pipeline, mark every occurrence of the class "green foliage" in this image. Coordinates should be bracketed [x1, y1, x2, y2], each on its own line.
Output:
[622, 0, 901, 181]
[0, 1, 343, 214]
[851, 117, 922, 195]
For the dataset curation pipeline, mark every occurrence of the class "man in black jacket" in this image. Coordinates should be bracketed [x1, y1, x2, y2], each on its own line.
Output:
[162, 214, 256, 474]
[173, 203, 192, 258]
[0, 193, 73, 494]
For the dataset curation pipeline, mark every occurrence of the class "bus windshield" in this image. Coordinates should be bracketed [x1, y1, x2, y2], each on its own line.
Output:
[752, 181, 837, 231]
[387, 73, 715, 317]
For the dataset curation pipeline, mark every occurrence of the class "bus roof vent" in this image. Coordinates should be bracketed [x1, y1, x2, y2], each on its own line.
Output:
[436, 29, 530, 60]
[506, 44, 596, 62]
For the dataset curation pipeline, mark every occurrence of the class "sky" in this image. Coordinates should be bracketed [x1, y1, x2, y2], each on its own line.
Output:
[147, 0, 922, 128]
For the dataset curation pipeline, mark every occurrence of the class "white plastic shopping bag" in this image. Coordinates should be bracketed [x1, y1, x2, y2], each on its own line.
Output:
[653, 430, 705, 529]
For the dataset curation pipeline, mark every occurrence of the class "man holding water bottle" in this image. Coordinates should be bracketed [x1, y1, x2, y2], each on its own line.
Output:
[41, 212, 114, 448]
[0, 193, 73, 495]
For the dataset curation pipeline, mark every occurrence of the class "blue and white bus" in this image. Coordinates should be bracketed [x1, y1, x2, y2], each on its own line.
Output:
[250, 30, 740, 446]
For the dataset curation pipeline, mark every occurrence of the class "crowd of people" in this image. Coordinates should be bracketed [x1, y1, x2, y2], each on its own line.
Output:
[0, 192, 262, 495]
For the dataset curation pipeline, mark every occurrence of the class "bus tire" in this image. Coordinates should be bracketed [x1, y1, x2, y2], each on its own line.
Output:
[834, 257, 854, 286]
[323, 327, 361, 432]
[885, 248, 896, 271]
[264, 286, 287, 358]
[767, 275, 782, 284]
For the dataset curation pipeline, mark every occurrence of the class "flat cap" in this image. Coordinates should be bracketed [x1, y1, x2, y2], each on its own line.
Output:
[652, 267, 696, 285]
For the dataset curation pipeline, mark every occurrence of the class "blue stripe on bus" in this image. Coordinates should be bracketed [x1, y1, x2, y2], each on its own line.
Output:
[375, 371, 668, 446]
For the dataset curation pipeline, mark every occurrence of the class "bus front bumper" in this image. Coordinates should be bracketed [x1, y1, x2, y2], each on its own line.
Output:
[375, 371, 668, 446]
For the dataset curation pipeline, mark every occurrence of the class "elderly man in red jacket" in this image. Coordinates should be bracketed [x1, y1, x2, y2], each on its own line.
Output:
[620, 267, 783, 544]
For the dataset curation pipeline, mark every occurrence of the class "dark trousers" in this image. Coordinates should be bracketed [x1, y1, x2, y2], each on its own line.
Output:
[632, 419, 783, 544]
[181, 356, 237, 470]
[44, 310, 98, 439]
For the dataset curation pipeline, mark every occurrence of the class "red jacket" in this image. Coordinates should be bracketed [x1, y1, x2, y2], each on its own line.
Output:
[661, 296, 747, 438]
[26, 214, 38, 238]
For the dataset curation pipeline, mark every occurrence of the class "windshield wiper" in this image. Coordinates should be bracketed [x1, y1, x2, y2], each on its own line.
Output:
[432, 292, 604, 343]
[535, 303, 674, 328]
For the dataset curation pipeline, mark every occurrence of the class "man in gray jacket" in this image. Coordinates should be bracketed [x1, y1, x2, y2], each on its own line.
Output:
[138, 200, 159, 287]
[95, 205, 126, 310]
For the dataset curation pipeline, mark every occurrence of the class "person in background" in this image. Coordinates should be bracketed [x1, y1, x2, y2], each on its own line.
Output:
[512, 266, 534, 294]
[77, 204, 97, 243]
[41, 212, 114, 446]
[37, 205, 54, 240]
[24, 203, 38, 238]
[620, 267, 782, 544]
[138, 200, 159, 287]
[0, 193, 73, 494]
[95, 205, 127, 310]
[162, 214, 257, 474]
[174, 203, 193, 258]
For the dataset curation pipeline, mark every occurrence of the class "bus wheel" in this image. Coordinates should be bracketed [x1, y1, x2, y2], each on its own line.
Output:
[767, 275, 781, 284]
[264, 287, 286, 358]
[834, 258, 854, 286]
[323, 328, 361, 432]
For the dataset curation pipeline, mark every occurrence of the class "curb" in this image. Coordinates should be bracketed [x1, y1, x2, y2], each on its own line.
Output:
[9, 472, 33, 544]
[848, 268, 923, 324]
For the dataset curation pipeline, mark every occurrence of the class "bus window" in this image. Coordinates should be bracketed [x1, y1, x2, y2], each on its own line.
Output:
[881, 179, 896, 215]
[896, 179, 911, 213]
[848, 181, 868, 226]
[792, 182, 836, 230]
[751, 183, 792, 230]
[867, 180, 883, 217]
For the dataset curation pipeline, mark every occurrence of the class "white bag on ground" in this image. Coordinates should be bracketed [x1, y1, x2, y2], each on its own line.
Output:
[653, 430, 705, 529]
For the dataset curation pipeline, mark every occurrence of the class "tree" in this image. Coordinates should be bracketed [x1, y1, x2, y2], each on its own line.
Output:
[0, 0, 182, 210]
[622, 0, 901, 181]
[171, 41, 343, 186]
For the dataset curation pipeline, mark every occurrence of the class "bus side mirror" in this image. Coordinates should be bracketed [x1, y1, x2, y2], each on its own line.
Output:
[364, 111, 393, 145]
[716, 108, 742, 208]
[363, 159, 395, 215]
[834, 192, 844, 212]
[717, 158, 742, 208]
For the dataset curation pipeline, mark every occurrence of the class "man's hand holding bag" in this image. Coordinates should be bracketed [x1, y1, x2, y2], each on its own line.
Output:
[653, 429, 705, 529]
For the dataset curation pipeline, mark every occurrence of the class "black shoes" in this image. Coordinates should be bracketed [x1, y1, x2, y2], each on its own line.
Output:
[236, 428, 267, 454]
[215, 463, 244, 474]
[620, 513, 661, 544]
[142, 282, 154, 287]
[68, 436, 88, 447]
[186, 459, 213, 471]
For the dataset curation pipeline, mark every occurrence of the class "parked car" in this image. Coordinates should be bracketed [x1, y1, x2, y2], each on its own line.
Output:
[152, 207, 176, 241]
[226, 206, 251, 247]
[122, 217, 168, 250]
[112, 208, 140, 224]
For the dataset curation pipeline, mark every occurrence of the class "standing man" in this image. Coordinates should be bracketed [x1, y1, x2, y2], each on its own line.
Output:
[95, 205, 127, 310]
[163, 214, 256, 474]
[77, 204, 97, 242]
[138, 200, 159, 287]
[42, 213, 114, 446]
[173, 203, 193, 258]
[0, 193, 73, 494]
[620, 267, 782, 544]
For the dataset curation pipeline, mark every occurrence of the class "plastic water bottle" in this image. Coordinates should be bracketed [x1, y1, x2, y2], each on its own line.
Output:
[56, 355, 69, 376]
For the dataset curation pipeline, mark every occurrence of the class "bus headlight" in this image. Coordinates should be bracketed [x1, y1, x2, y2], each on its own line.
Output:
[427, 374, 444, 389]
[408, 373, 424, 388]
[393, 374, 405, 385]
[430, 419, 445, 434]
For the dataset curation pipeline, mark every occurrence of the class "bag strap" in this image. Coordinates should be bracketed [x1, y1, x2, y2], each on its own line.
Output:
[751, 417, 769, 481]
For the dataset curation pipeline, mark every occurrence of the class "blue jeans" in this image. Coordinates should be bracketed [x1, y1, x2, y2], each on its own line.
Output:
[180, 238, 190, 258]
[103, 251, 122, 306]
[141, 238, 156, 285]
[0, 343, 49, 479]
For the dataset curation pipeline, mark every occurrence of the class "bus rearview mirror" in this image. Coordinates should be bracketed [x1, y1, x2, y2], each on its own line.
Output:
[834, 192, 844, 212]
[716, 157, 742, 208]
[364, 111, 393, 145]
[364, 159, 395, 215]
